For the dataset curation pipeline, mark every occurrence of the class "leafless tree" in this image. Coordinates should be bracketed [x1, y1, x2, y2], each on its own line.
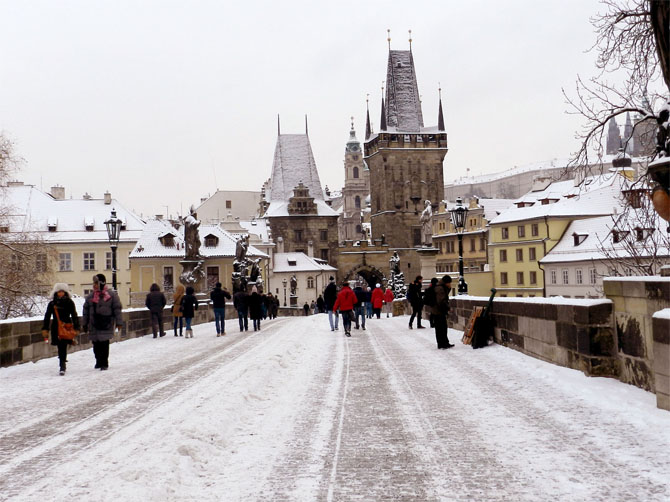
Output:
[564, 0, 670, 175]
[0, 133, 55, 319]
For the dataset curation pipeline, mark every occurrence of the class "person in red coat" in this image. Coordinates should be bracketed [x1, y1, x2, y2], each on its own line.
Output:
[333, 281, 358, 337]
[383, 286, 395, 318]
[370, 283, 384, 319]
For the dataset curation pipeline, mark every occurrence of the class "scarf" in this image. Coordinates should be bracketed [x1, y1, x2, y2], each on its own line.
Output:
[93, 284, 111, 304]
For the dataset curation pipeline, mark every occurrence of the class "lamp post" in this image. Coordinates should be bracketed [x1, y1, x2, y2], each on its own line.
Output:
[104, 208, 123, 291]
[449, 196, 469, 295]
[282, 278, 287, 307]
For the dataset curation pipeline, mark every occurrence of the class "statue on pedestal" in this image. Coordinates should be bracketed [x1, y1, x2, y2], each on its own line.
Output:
[420, 200, 433, 247]
[179, 206, 205, 288]
[388, 251, 406, 299]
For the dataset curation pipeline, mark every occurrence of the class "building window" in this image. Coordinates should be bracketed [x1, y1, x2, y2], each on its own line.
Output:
[529, 247, 536, 261]
[353, 166, 359, 179]
[0, 225, 9, 233]
[36, 253, 47, 272]
[562, 269, 569, 285]
[163, 266, 174, 292]
[356, 224, 362, 234]
[517, 225, 526, 238]
[83, 288, 93, 297]
[294, 230, 303, 242]
[83, 252, 95, 271]
[499, 249, 507, 262]
[479, 238, 486, 251]
[551, 270, 557, 284]
[501, 227, 509, 239]
[500, 272, 508, 285]
[226, 200, 232, 209]
[531, 223, 539, 237]
[413, 228, 422, 247]
[530, 271, 537, 284]
[320, 249, 329, 261]
[105, 252, 112, 270]
[517, 272, 524, 284]
[319, 229, 328, 241]
[576, 269, 583, 285]
[205, 235, 218, 247]
[59, 253, 72, 272]
[590, 268, 597, 284]
[469, 238, 475, 252]
[307, 276, 314, 288]
[447, 241, 455, 253]
[516, 249, 523, 262]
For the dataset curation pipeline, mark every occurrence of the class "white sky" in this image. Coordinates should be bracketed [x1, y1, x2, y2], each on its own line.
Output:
[0, 0, 604, 217]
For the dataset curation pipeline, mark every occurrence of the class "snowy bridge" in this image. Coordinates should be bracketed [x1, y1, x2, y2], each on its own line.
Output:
[1, 315, 668, 501]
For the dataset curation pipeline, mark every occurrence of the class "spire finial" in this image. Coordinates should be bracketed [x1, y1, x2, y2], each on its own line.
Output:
[277, 114, 280, 136]
[381, 81, 385, 97]
[365, 95, 372, 140]
[387, 29, 391, 50]
[350, 116, 354, 130]
[305, 114, 308, 136]
[408, 29, 412, 51]
[439, 82, 442, 101]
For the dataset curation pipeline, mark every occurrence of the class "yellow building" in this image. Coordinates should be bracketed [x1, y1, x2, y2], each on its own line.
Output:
[129, 219, 268, 306]
[3, 182, 144, 306]
[487, 173, 628, 297]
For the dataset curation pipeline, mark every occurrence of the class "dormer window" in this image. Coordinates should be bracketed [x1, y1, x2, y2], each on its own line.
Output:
[204, 234, 219, 247]
[623, 189, 646, 209]
[47, 216, 58, 231]
[573, 233, 588, 246]
[85, 216, 95, 231]
[634, 227, 654, 241]
[159, 232, 176, 247]
[612, 230, 629, 243]
[0, 226, 8, 233]
[287, 260, 297, 266]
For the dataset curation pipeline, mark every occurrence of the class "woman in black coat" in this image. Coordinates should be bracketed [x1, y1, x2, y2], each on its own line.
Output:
[248, 286, 263, 331]
[181, 286, 199, 338]
[42, 283, 80, 375]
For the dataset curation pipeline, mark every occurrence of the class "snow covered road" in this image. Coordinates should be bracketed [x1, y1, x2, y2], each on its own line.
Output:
[1, 314, 669, 501]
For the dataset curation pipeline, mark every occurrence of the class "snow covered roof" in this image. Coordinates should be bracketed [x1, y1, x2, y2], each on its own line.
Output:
[384, 50, 424, 132]
[489, 173, 628, 225]
[130, 219, 267, 259]
[272, 252, 337, 273]
[264, 199, 338, 218]
[3, 183, 145, 243]
[238, 219, 270, 243]
[268, 134, 325, 203]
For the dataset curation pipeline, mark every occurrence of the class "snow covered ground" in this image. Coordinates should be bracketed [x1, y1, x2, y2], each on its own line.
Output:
[1, 314, 669, 501]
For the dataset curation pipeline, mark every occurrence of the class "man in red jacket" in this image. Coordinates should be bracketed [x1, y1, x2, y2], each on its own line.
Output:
[383, 286, 395, 318]
[333, 281, 358, 337]
[370, 283, 384, 319]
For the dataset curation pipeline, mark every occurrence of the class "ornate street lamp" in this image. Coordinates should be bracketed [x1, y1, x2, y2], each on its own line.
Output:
[104, 208, 123, 291]
[449, 197, 469, 295]
[282, 278, 287, 307]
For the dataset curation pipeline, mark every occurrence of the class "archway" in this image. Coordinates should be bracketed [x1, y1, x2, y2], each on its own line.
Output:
[343, 264, 386, 288]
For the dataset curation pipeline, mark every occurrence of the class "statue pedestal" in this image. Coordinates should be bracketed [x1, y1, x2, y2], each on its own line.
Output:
[290, 295, 298, 307]
[417, 247, 439, 282]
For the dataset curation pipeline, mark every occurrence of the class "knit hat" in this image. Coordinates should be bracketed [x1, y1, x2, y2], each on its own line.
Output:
[51, 282, 70, 297]
[93, 273, 107, 286]
[329, 276, 335, 282]
[376, 283, 381, 288]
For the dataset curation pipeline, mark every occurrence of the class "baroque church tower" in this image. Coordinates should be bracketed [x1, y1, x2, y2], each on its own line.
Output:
[364, 42, 448, 248]
[340, 118, 370, 241]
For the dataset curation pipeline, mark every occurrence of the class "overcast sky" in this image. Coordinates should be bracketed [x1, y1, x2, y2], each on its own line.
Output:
[1, 0, 605, 218]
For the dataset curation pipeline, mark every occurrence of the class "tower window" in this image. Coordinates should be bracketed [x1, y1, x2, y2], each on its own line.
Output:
[353, 166, 359, 178]
[355, 196, 361, 209]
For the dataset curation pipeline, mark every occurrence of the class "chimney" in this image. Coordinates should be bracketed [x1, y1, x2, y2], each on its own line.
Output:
[104, 191, 112, 205]
[83, 192, 92, 200]
[307, 240, 314, 257]
[50, 185, 65, 200]
[200, 197, 207, 203]
[156, 214, 164, 220]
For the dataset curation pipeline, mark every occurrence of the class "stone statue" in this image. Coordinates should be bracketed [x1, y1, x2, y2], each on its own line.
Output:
[235, 234, 249, 263]
[183, 206, 202, 260]
[249, 258, 261, 282]
[420, 200, 433, 247]
[390, 251, 401, 275]
[290, 274, 297, 296]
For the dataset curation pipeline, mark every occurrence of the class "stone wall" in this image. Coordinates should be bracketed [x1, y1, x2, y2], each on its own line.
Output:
[0, 303, 237, 368]
[652, 309, 670, 410]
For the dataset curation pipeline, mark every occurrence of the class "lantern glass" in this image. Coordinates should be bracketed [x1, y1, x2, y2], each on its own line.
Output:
[105, 209, 123, 247]
[450, 197, 468, 231]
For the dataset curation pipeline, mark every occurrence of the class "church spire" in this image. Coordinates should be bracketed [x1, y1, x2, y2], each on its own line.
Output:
[365, 95, 372, 139]
[305, 114, 309, 136]
[380, 86, 387, 132]
[437, 85, 445, 132]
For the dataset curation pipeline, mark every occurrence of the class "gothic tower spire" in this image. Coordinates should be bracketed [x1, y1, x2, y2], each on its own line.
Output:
[365, 94, 372, 140]
[437, 85, 445, 132]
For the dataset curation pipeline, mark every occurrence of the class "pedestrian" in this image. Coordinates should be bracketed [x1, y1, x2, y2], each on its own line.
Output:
[353, 283, 366, 330]
[82, 274, 122, 371]
[407, 275, 425, 329]
[333, 280, 357, 337]
[145, 283, 167, 338]
[324, 276, 339, 331]
[430, 275, 454, 349]
[371, 283, 384, 319]
[42, 283, 80, 375]
[423, 277, 438, 329]
[316, 295, 325, 313]
[249, 286, 263, 331]
[311, 300, 317, 315]
[303, 302, 310, 316]
[181, 286, 199, 338]
[234, 289, 249, 331]
[366, 287, 373, 318]
[210, 282, 231, 337]
[172, 284, 185, 336]
[270, 293, 279, 319]
[383, 285, 395, 318]
[263, 294, 272, 319]
[261, 294, 268, 320]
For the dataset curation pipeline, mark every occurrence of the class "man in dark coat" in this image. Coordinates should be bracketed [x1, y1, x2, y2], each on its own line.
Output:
[210, 282, 232, 336]
[82, 274, 123, 370]
[430, 275, 454, 349]
[316, 295, 325, 313]
[323, 276, 339, 331]
[407, 275, 425, 329]
[233, 289, 249, 332]
[353, 284, 367, 330]
[145, 283, 167, 338]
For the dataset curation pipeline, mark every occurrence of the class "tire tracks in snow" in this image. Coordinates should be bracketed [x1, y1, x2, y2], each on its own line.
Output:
[0, 318, 291, 498]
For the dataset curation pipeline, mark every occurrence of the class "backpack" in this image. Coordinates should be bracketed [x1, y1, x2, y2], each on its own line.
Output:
[423, 286, 436, 307]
